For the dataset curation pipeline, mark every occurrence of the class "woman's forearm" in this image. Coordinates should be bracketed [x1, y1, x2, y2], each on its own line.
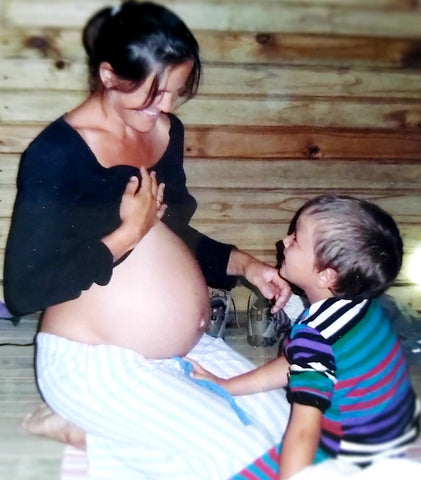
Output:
[226, 248, 252, 277]
[226, 248, 291, 312]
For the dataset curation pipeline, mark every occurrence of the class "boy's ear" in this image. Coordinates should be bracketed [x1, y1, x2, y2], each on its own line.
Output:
[317, 267, 338, 290]
[99, 62, 119, 89]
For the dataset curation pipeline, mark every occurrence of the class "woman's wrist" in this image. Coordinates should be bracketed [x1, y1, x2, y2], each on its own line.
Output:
[226, 248, 254, 277]
[101, 224, 139, 262]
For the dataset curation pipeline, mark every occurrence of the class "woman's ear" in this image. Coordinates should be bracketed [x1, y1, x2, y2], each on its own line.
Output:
[99, 62, 119, 89]
[317, 267, 338, 290]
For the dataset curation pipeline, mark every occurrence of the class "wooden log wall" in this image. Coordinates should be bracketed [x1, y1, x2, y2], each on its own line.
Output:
[1, 0, 421, 311]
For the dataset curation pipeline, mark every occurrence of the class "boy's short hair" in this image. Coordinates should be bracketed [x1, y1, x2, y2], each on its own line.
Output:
[288, 195, 403, 299]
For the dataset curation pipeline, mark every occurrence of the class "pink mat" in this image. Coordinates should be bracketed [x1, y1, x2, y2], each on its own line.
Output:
[60, 446, 89, 479]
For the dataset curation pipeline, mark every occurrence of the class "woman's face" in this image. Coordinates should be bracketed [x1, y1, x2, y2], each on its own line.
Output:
[105, 61, 193, 132]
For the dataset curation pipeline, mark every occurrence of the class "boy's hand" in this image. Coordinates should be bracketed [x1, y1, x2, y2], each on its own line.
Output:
[184, 357, 226, 386]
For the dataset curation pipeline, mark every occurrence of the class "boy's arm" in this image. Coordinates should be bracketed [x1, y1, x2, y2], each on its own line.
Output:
[189, 355, 290, 396]
[278, 403, 322, 480]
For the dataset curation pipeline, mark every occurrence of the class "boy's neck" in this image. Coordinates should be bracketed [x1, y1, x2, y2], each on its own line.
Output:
[305, 289, 334, 305]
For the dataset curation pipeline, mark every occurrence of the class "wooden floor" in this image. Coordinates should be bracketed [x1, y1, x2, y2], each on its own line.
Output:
[0, 314, 63, 480]
[1, 312, 421, 480]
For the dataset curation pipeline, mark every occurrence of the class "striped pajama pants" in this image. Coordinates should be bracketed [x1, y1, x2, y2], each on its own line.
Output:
[36, 332, 289, 480]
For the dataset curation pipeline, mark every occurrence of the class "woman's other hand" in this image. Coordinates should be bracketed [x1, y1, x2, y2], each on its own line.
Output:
[227, 250, 291, 313]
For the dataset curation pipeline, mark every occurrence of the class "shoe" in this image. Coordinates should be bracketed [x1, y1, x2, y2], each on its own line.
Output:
[247, 292, 291, 347]
[206, 289, 235, 338]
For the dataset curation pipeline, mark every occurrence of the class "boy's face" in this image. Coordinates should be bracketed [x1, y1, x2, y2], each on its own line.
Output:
[279, 214, 318, 295]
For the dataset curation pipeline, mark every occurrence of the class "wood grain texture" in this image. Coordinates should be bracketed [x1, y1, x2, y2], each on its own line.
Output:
[2, 91, 421, 129]
[3, 60, 421, 99]
[2, 29, 421, 69]
[2, 124, 421, 159]
[1, 0, 421, 310]
[4, 0, 421, 37]
[1, 2, 421, 478]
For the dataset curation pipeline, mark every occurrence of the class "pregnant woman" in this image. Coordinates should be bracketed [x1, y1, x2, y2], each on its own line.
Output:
[4, 3, 290, 479]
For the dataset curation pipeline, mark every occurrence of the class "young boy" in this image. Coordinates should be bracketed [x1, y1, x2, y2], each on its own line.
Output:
[190, 194, 420, 480]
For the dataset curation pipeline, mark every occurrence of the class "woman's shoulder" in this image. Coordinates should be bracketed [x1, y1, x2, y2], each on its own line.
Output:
[24, 116, 82, 156]
[19, 116, 94, 183]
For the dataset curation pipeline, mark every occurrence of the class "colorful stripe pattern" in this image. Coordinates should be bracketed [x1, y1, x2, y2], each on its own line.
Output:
[230, 444, 280, 480]
[230, 297, 420, 479]
[285, 297, 420, 465]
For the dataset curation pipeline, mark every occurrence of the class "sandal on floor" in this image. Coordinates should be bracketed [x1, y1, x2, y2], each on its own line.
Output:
[206, 289, 236, 339]
[247, 292, 291, 347]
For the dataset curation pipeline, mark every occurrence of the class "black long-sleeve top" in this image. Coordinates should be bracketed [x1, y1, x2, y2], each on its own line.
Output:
[4, 113, 236, 316]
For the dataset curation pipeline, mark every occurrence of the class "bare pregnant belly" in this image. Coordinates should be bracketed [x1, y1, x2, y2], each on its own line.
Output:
[41, 222, 210, 358]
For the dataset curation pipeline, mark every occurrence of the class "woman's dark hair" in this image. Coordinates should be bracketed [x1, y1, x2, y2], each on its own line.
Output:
[82, 1, 201, 102]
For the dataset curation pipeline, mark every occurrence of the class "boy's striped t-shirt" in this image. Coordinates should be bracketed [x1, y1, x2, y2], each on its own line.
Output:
[285, 297, 419, 465]
[231, 297, 419, 480]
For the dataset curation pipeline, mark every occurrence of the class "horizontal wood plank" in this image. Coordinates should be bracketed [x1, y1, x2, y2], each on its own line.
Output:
[177, 97, 421, 129]
[184, 126, 421, 160]
[2, 124, 421, 160]
[3, 60, 421, 100]
[185, 220, 421, 251]
[2, 91, 421, 129]
[2, 155, 421, 190]
[2, 29, 421, 69]
[184, 159, 421, 190]
[185, 189, 421, 225]
[2, 181, 421, 221]
[273, 0, 418, 6]
[4, 1, 421, 37]
[0, 125, 43, 155]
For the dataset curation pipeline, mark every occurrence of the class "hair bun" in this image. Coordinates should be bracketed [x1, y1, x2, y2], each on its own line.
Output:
[82, 6, 113, 59]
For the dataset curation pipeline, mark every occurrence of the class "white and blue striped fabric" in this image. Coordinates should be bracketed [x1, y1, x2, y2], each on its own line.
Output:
[36, 333, 289, 480]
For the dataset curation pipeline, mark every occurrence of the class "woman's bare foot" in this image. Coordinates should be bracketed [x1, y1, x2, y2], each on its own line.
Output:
[22, 403, 86, 450]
